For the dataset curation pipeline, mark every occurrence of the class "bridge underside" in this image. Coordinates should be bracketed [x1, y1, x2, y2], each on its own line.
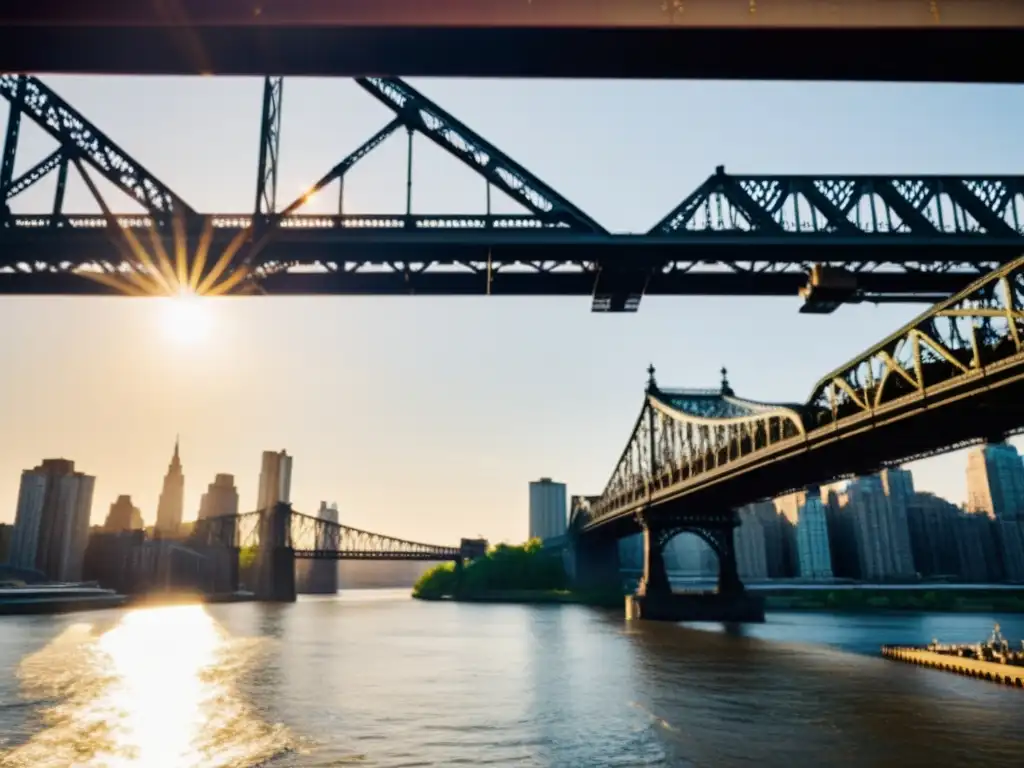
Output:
[0, 1, 1021, 82]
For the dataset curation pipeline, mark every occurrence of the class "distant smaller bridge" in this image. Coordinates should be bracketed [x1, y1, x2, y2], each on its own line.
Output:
[191, 504, 486, 601]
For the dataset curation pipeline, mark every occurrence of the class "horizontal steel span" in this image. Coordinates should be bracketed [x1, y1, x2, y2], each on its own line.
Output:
[3, 74, 1022, 311]
[0, 1, 1021, 81]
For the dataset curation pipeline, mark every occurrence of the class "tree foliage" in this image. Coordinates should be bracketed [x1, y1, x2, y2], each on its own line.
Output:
[413, 538, 567, 599]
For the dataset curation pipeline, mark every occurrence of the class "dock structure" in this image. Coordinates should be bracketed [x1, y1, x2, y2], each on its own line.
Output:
[882, 646, 1024, 689]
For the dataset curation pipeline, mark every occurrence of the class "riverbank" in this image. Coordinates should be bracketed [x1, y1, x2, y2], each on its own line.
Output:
[415, 586, 1024, 614]
[760, 587, 1024, 613]
[415, 589, 624, 607]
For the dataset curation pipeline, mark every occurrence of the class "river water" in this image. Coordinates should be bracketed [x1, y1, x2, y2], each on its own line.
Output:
[1, 591, 1022, 767]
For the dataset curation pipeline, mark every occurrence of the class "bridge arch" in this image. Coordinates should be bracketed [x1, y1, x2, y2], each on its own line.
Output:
[591, 367, 806, 526]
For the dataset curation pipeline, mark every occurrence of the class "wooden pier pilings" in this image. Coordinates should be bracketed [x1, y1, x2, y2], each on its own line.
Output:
[882, 646, 1024, 689]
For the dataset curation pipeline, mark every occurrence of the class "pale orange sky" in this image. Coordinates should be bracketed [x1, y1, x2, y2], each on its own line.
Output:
[1, 76, 1023, 546]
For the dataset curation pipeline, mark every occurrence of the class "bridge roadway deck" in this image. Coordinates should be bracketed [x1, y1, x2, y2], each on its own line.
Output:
[0, 0, 1021, 82]
[1, 220, 1016, 297]
[294, 549, 460, 561]
[585, 352, 1024, 539]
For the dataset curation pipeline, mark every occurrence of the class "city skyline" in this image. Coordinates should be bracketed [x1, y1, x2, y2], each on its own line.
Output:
[1, 75, 1023, 545]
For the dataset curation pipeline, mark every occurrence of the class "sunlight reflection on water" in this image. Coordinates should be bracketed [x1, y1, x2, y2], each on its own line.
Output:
[0, 604, 296, 768]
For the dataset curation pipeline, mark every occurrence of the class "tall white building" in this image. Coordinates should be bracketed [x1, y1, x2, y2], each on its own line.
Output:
[9, 459, 95, 581]
[528, 478, 567, 541]
[795, 495, 834, 580]
[257, 450, 293, 511]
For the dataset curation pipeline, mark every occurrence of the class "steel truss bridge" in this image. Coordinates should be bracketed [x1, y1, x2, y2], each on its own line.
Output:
[191, 507, 466, 562]
[574, 252, 1024, 545]
[2, 75, 1024, 313]
[0, 1, 1021, 83]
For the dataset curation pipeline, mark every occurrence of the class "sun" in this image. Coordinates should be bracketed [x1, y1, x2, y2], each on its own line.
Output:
[160, 289, 212, 345]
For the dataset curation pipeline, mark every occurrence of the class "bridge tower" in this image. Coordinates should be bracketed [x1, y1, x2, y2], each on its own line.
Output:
[254, 502, 297, 602]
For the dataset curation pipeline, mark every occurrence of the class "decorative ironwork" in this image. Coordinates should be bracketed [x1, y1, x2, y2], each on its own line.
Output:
[192, 507, 462, 561]
[651, 166, 1024, 239]
[593, 383, 805, 522]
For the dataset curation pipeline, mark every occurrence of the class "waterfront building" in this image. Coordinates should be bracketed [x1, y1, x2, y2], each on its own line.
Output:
[795, 493, 834, 580]
[966, 442, 1024, 521]
[734, 506, 769, 581]
[824, 488, 862, 579]
[905, 492, 961, 578]
[198, 474, 240, 520]
[993, 520, 1024, 582]
[747, 500, 789, 578]
[773, 492, 805, 577]
[9, 459, 95, 581]
[257, 450, 293, 511]
[528, 478, 567, 542]
[155, 437, 185, 537]
[844, 475, 915, 581]
[103, 495, 144, 532]
[955, 512, 1002, 582]
[0, 523, 11, 563]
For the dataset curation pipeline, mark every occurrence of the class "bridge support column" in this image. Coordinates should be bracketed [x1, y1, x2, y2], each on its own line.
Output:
[637, 522, 671, 598]
[255, 502, 296, 603]
[626, 509, 764, 623]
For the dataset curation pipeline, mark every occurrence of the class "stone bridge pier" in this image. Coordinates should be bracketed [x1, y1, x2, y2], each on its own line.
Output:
[254, 502, 297, 603]
[628, 509, 764, 623]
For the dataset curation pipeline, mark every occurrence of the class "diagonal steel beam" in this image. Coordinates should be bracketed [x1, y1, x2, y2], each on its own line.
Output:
[0, 75, 196, 221]
[354, 76, 606, 233]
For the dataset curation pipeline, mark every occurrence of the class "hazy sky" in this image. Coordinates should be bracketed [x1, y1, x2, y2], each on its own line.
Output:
[1, 76, 1022, 546]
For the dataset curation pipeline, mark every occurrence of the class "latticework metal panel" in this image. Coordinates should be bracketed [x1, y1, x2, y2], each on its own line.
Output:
[805, 253, 1024, 427]
[651, 168, 1024, 239]
[590, 388, 805, 524]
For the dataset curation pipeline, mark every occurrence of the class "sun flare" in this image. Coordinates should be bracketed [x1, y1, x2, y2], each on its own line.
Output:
[160, 290, 212, 345]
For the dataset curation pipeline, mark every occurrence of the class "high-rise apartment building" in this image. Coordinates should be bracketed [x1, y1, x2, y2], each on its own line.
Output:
[734, 508, 769, 581]
[198, 474, 240, 519]
[844, 475, 915, 581]
[528, 478, 567, 541]
[257, 450, 293, 511]
[155, 438, 185, 537]
[795, 494, 834, 580]
[905, 492, 961, 578]
[9, 459, 95, 581]
[966, 443, 1024, 521]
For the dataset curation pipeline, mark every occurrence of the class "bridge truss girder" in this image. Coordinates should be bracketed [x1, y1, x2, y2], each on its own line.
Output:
[2, 76, 1023, 311]
[192, 508, 462, 562]
[584, 253, 1024, 532]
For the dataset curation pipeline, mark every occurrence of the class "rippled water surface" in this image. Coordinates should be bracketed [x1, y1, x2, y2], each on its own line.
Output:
[1, 591, 1022, 767]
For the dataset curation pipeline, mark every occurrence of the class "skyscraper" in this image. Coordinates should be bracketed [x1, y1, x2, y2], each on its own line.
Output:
[257, 450, 293, 511]
[198, 474, 240, 519]
[844, 475, 915, 581]
[966, 443, 1024, 521]
[734, 508, 769, 581]
[795, 494, 834, 580]
[9, 459, 95, 581]
[104, 495, 144, 532]
[528, 478, 567, 542]
[155, 437, 185, 537]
